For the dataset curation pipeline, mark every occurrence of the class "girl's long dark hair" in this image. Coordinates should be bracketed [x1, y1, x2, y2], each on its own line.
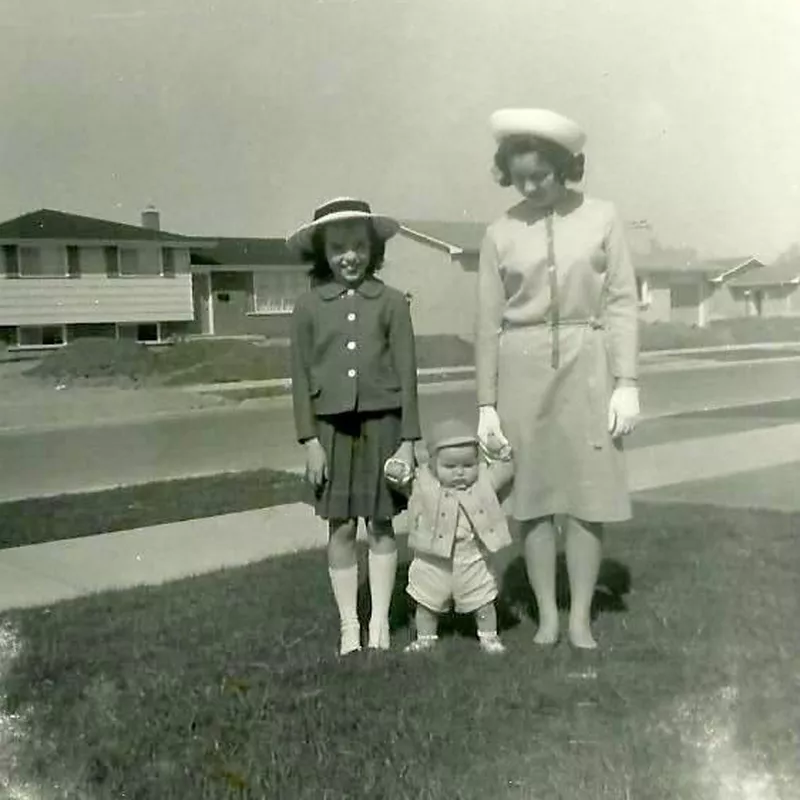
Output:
[298, 222, 387, 284]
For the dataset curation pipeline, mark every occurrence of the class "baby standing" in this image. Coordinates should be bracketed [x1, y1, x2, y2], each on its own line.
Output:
[287, 197, 421, 656]
[386, 418, 514, 654]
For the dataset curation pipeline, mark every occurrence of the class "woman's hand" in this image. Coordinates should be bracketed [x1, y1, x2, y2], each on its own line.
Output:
[478, 405, 512, 460]
[304, 438, 328, 492]
[608, 385, 640, 438]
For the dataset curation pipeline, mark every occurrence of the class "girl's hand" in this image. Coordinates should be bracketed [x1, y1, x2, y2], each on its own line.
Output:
[304, 438, 328, 492]
[478, 406, 512, 460]
[608, 386, 640, 438]
[385, 440, 415, 491]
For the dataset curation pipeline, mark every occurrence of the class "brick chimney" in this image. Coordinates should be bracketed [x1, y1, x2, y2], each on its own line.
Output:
[141, 205, 161, 231]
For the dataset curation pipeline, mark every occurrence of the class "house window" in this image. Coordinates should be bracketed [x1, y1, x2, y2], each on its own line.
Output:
[2, 245, 20, 278]
[67, 246, 81, 278]
[105, 246, 120, 277]
[68, 322, 117, 339]
[0, 326, 16, 345]
[119, 248, 140, 275]
[18, 325, 66, 347]
[117, 323, 161, 342]
[19, 247, 42, 275]
[104, 247, 153, 276]
[16, 246, 67, 277]
[161, 248, 176, 277]
[252, 269, 309, 314]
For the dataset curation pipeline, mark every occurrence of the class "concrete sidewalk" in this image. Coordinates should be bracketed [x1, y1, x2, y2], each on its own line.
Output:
[0, 421, 798, 614]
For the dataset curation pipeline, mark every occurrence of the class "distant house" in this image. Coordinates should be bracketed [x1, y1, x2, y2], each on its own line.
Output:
[188, 238, 306, 339]
[726, 257, 800, 317]
[387, 221, 487, 340]
[0, 208, 214, 350]
[186, 221, 489, 341]
[634, 248, 764, 326]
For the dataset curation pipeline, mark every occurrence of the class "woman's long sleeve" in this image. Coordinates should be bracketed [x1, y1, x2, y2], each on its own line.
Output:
[475, 231, 505, 406]
[603, 210, 639, 380]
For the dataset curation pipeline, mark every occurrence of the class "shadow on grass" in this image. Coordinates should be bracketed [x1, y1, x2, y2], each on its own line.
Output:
[357, 553, 632, 643]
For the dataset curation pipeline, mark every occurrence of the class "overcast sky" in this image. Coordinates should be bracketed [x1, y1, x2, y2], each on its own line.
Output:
[1, 0, 798, 259]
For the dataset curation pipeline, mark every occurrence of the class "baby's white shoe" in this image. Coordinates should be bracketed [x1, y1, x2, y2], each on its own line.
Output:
[404, 635, 438, 653]
[478, 631, 506, 654]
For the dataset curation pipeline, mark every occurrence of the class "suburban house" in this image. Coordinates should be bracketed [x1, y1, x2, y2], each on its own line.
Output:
[2, 204, 785, 351]
[385, 221, 487, 340]
[188, 238, 305, 339]
[633, 248, 765, 326]
[0, 207, 213, 350]
[725, 256, 800, 317]
[186, 220, 488, 341]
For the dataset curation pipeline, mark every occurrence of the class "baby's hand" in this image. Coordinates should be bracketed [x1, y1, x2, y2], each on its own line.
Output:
[480, 441, 513, 463]
[384, 457, 413, 488]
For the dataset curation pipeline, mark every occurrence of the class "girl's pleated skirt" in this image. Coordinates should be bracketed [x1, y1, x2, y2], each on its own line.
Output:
[313, 410, 407, 521]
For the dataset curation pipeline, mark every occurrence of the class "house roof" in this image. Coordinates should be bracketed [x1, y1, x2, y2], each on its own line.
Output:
[728, 259, 800, 287]
[398, 220, 487, 255]
[634, 249, 761, 280]
[189, 237, 302, 266]
[0, 208, 204, 244]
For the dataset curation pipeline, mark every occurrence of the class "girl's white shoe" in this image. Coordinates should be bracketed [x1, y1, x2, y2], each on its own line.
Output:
[339, 623, 362, 656]
[404, 635, 438, 653]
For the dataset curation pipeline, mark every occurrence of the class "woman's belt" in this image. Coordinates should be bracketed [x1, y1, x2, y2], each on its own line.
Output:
[501, 316, 605, 368]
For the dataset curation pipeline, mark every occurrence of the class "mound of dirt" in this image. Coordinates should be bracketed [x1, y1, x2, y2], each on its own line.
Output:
[26, 338, 158, 386]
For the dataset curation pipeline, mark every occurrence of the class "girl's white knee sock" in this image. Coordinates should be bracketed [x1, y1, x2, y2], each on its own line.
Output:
[328, 564, 360, 655]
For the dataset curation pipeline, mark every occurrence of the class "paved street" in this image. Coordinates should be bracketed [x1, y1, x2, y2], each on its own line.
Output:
[0, 357, 798, 502]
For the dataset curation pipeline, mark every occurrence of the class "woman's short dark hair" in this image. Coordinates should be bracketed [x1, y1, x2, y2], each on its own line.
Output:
[493, 135, 586, 187]
[299, 221, 387, 283]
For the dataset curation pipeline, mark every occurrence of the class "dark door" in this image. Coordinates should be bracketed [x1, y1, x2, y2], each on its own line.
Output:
[210, 272, 253, 335]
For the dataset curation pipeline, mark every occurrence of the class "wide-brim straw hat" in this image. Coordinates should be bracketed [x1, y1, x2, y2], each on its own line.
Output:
[490, 108, 586, 154]
[286, 197, 400, 256]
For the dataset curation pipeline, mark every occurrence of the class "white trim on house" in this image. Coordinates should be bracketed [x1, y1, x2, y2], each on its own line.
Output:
[698, 283, 709, 327]
[205, 273, 216, 335]
[398, 226, 464, 256]
[707, 258, 761, 284]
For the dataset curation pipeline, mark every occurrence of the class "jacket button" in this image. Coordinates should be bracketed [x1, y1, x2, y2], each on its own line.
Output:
[347, 368, 357, 378]
[347, 312, 356, 321]
[346, 341, 357, 350]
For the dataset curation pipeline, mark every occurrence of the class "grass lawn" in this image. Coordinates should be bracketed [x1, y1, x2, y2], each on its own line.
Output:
[0, 469, 308, 550]
[1, 502, 798, 798]
[24, 318, 800, 390]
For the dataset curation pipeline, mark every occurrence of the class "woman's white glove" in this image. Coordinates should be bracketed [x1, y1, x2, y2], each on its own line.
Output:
[608, 386, 640, 438]
[478, 406, 512, 460]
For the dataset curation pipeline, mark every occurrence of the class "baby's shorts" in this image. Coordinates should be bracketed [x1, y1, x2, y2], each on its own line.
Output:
[407, 538, 498, 614]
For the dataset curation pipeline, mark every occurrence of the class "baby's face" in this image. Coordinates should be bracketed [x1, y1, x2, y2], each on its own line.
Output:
[434, 443, 479, 489]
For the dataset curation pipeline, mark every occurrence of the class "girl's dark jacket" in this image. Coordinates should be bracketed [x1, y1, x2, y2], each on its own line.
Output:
[290, 277, 422, 443]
